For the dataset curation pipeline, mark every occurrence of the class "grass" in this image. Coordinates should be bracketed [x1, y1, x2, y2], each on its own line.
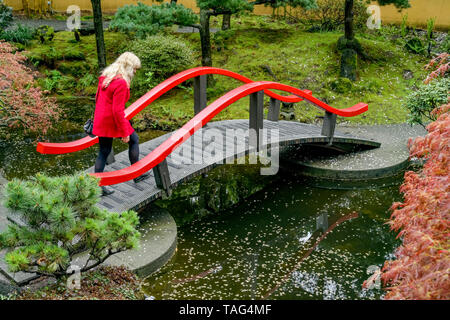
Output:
[19, 13, 431, 133]
[133, 14, 430, 128]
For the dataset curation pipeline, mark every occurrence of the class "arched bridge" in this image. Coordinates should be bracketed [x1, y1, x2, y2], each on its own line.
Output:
[37, 67, 380, 213]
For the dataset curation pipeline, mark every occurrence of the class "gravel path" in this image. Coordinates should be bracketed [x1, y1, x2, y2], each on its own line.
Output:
[8, 17, 218, 33]
[9, 17, 109, 32]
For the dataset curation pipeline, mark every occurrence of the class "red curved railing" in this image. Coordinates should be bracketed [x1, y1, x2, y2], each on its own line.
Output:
[36, 67, 366, 155]
[93, 80, 368, 186]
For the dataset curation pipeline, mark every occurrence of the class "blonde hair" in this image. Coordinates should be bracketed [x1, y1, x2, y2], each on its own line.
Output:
[101, 52, 141, 88]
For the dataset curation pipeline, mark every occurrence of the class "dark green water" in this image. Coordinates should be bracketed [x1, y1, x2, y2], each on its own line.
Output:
[0, 130, 165, 180]
[143, 175, 401, 300]
[0, 131, 402, 300]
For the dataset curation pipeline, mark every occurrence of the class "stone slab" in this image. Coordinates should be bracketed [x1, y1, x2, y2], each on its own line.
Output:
[287, 124, 427, 180]
[70, 206, 177, 278]
[0, 271, 19, 296]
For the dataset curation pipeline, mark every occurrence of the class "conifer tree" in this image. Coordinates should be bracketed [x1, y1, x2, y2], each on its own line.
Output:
[0, 173, 140, 277]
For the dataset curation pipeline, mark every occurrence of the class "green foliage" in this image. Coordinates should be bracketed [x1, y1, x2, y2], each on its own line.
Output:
[36, 25, 55, 44]
[400, 13, 408, 37]
[196, 0, 253, 13]
[426, 17, 436, 41]
[0, 24, 35, 45]
[127, 34, 195, 97]
[404, 78, 449, 125]
[405, 37, 426, 55]
[109, 2, 198, 39]
[197, 0, 317, 14]
[259, 0, 317, 10]
[376, 0, 411, 9]
[440, 33, 450, 54]
[299, 0, 368, 32]
[28, 46, 85, 68]
[0, 173, 140, 277]
[213, 29, 236, 50]
[0, 3, 13, 29]
[77, 73, 97, 91]
[330, 77, 353, 93]
[40, 70, 63, 92]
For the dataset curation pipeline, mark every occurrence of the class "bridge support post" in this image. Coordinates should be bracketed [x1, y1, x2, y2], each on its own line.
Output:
[267, 97, 280, 122]
[321, 111, 337, 144]
[249, 90, 264, 152]
[194, 75, 207, 115]
[153, 159, 172, 197]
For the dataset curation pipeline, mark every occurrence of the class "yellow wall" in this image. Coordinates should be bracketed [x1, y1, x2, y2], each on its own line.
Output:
[4, 0, 450, 29]
[372, 0, 449, 29]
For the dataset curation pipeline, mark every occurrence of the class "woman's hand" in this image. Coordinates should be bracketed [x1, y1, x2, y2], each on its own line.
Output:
[121, 136, 130, 143]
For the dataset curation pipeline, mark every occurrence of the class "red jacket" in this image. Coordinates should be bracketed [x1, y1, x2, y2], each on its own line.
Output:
[92, 76, 134, 138]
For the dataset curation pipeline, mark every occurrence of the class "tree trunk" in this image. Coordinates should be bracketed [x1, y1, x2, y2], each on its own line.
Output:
[340, 49, 357, 81]
[340, 0, 357, 81]
[21, 0, 30, 17]
[91, 0, 107, 71]
[222, 14, 231, 30]
[199, 9, 212, 68]
[344, 0, 354, 40]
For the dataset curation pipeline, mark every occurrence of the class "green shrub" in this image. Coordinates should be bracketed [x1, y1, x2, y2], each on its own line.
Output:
[77, 73, 97, 91]
[109, 2, 198, 39]
[36, 46, 62, 68]
[58, 61, 92, 77]
[0, 24, 35, 45]
[36, 25, 55, 43]
[40, 70, 63, 92]
[405, 37, 426, 55]
[330, 77, 353, 94]
[404, 78, 449, 126]
[128, 34, 195, 97]
[62, 47, 86, 61]
[0, 3, 13, 29]
[213, 29, 236, 51]
[0, 173, 140, 277]
[298, 0, 369, 32]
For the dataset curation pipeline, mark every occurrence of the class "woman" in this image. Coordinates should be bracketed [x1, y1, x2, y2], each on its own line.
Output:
[93, 52, 149, 196]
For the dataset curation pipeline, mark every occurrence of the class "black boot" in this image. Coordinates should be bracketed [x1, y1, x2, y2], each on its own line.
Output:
[134, 172, 150, 183]
[101, 186, 115, 196]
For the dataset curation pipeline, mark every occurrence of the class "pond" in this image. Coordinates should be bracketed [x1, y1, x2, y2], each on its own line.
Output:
[142, 174, 402, 300]
[0, 130, 402, 300]
[0, 130, 166, 180]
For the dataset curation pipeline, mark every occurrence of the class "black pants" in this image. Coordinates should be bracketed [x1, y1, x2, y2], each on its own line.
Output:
[95, 131, 140, 173]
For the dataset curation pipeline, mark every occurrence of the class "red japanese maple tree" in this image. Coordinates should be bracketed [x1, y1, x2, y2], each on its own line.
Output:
[381, 56, 449, 299]
[0, 41, 61, 135]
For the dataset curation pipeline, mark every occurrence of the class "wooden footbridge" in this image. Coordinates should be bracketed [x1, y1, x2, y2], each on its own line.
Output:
[37, 67, 380, 213]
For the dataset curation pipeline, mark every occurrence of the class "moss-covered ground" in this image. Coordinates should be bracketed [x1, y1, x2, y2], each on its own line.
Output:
[20, 13, 433, 133]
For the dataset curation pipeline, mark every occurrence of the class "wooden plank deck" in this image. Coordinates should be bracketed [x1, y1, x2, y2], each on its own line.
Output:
[87, 120, 380, 213]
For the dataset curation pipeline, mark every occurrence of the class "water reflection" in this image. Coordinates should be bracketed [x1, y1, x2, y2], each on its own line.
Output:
[0, 130, 166, 180]
[143, 175, 401, 300]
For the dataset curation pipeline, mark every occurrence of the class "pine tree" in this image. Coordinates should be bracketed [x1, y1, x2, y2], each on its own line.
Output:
[0, 173, 140, 277]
